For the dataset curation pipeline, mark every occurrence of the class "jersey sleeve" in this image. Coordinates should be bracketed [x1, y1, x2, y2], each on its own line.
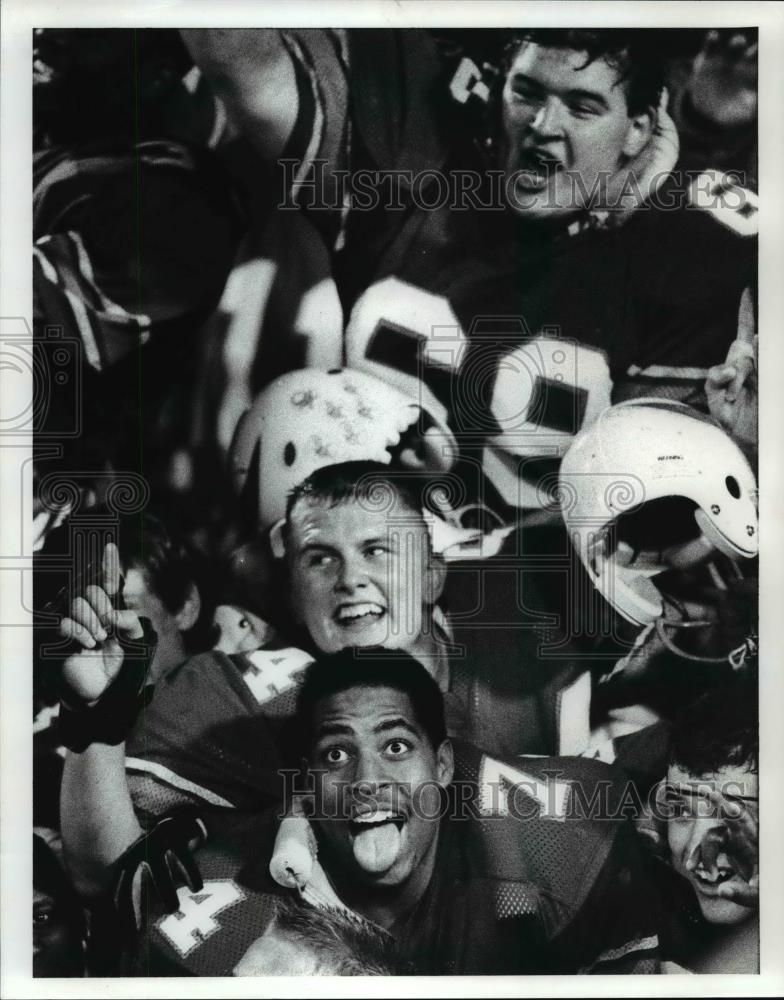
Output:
[276, 29, 350, 247]
[125, 651, 286, 820]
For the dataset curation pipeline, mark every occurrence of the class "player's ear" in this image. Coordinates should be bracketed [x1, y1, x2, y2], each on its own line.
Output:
[425, 551, 447, 606]
[622, 109, 654, 159]
[436, 738, 454, 787]
[175, 582, 202, 632]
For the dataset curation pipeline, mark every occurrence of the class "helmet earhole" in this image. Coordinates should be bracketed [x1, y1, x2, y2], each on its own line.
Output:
[725, 475, 741, 499]
[284, 442, 296, 467]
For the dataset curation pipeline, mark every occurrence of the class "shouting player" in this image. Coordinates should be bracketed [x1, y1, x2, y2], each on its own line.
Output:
[184, 28, 755, 513]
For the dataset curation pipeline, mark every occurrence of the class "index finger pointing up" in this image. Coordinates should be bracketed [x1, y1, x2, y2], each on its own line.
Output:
[102, 542, 121, 598]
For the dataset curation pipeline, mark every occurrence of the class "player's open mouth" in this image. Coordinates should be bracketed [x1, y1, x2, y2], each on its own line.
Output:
[334, 602, 386, 626]
[348, 809, 407, 873]
[516, 148, 563, 189]
[692, 861, 736, 892]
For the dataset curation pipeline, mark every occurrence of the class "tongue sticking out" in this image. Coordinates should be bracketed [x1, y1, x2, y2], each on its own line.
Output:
[352, 822, 402, 873]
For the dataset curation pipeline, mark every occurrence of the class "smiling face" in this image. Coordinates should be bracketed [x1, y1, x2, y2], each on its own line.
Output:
[500, 41, 651, 220]
[309, 685, 453, 898]
[287, 495, 444, 659]
[666, 762, 759, 926]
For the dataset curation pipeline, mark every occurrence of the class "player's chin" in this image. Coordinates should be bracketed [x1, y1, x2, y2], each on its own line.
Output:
[504, 177, 575, 220]
[692, 879, 756, 926]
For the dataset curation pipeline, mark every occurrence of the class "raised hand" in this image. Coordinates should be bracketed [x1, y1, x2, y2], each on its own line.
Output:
[708, 788, 760, 908]
[706, 288, 758, 451]
[686, 30, 757, 130]
[59, 542, 144, 704]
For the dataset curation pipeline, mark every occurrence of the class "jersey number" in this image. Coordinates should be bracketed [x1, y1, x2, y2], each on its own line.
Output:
[478, 755, 572, 820]
[157, 880, 245, 957]
[690, 170, 758, 237]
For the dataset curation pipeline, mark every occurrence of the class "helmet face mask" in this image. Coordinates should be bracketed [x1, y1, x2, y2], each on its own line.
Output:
[561, 400, 758, 644]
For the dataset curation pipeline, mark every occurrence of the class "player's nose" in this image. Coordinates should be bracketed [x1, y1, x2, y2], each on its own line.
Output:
[335, 552, 368, 592]
[530, 96, 565, 137]
[352, 751, 392, 788]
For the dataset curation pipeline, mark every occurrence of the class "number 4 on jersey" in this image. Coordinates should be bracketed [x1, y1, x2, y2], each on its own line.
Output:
[157, 880, 245, 957]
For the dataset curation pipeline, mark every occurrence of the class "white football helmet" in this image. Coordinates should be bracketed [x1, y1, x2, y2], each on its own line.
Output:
[559, 399, 758, 629]
[230, 368, 455, 530]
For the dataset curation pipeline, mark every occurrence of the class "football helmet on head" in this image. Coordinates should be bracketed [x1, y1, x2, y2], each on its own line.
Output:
[559, 399, 758, 630]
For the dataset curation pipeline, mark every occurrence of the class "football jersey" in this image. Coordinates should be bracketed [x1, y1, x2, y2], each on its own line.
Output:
[210, 29, 756, 511]
[443, 522, 594, 759]
[125, 645, 314, 822]
[125, 565, 593, 822]
[127, 741, 660, 975]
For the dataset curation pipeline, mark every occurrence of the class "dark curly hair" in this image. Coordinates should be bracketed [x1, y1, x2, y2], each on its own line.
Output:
[503, 29, 666, 116]
[296, 647, 448, 755]
[670, 675, 758, 778]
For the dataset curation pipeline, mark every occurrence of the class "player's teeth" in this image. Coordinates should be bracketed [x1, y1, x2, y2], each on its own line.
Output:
[353, 810, 395, 823]
[337, 603, 383, 621]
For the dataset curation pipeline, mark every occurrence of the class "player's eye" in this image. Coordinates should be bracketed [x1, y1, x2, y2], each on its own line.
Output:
[321, 746, 350, 766]
[306, 551, 334, 569]
[658, 785, 688, 816]
[384, 738, 412, 758]
[365, 544, 390, 558]
[569, 102, 602, 118]
[238, 618, 250, 630]
[33, 907, 53, 927]
[509, 81, 541, 102]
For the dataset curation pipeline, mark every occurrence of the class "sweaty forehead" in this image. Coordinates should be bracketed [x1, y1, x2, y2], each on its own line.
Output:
[288, 494, 427, 546]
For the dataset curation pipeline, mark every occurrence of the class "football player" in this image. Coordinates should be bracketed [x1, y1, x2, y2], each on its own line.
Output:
[185, 28, 755, 515]
[59, 649, 662, 975]
[55, 454, 588, 853]
[646, 678, 759, 972]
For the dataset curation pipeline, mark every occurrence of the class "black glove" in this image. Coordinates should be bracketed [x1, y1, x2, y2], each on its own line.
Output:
[113, 811, 208, 936]
[58, 617, 157, 752]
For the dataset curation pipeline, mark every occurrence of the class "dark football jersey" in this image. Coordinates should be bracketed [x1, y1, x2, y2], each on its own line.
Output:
[127, 741, 660, 975]
[125, 645, 314, 821]
[218, 30, 756, 514]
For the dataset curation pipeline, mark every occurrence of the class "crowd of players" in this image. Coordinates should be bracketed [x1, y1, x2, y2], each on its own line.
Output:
[31, 27, 760, 977]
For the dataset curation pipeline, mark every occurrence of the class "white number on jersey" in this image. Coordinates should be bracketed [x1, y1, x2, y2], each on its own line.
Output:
[345, 275, 467, 427]
[690, 170, 758, 237]
[484, 337, 612, 508]
[478, 755, 572, 820]
[157, 880, 245, 957]
[241, 646, 315, 705]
